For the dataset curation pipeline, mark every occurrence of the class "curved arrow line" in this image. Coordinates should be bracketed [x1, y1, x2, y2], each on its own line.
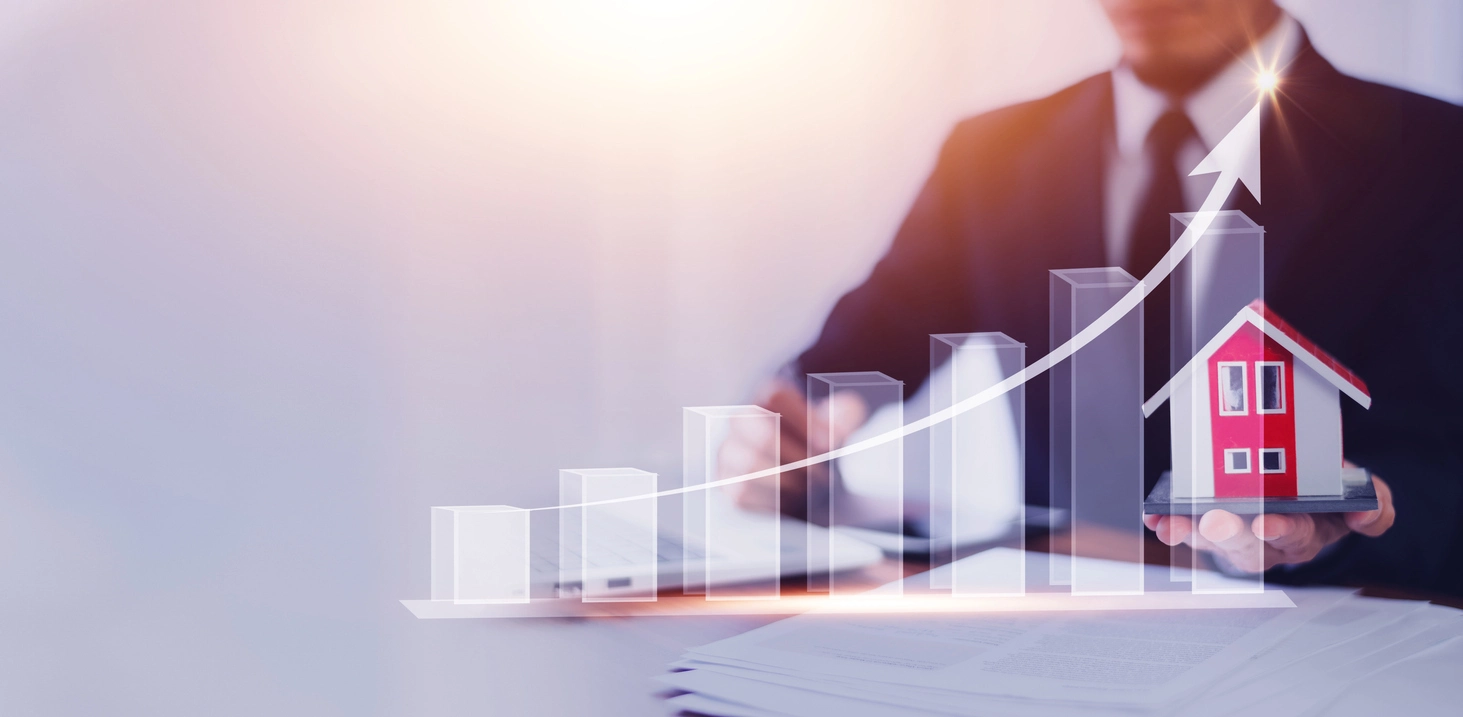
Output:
[531, 103, 1261, 513]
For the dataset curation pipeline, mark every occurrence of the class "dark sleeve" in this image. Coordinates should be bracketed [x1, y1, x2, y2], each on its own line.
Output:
[1270, 199, 1463, 596]
[793, 128, 978, 394]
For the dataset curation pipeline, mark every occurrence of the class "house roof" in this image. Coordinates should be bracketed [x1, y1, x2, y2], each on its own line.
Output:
[1141, 299, 1371, 417]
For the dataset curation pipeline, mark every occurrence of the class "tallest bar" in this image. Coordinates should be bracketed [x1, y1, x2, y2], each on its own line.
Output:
[1170, 210, 1265, 594]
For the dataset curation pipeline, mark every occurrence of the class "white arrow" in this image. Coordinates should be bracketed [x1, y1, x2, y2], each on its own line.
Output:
[540, 102, 1264, 512]
[1191, 102, 1261, 202]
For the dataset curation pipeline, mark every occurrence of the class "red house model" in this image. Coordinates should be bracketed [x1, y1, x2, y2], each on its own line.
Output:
[1141, 300, 1371, 500]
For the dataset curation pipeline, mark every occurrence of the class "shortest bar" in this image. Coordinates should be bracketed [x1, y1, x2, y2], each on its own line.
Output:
[431, 506, 530, 604]
[560, 468, 659, 602]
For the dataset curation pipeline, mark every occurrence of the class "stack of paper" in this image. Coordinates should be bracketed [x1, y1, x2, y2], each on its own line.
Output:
[659, 549, 1463, 716]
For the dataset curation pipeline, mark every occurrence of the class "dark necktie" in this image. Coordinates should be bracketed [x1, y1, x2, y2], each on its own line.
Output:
[1126, 109, 1198, 490]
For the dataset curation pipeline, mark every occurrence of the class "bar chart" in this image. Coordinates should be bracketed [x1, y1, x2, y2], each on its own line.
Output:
[407, 232, 1287, 618]
[403, 102, 1279, 619]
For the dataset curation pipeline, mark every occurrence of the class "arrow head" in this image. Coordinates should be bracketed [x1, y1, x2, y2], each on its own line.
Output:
[1189, 103, 1262, 203]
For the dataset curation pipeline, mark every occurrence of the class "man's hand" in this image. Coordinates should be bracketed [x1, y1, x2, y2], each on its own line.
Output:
[725, 378, 868, 518]
[1141, 473, 1396, 573]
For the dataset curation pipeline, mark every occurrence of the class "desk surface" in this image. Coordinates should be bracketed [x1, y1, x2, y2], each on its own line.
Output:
[455, 527, 1461, 715]
[1032, 526, 1463, 610]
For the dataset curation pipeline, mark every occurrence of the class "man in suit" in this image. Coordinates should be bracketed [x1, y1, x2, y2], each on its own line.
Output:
[729, 0, 1463, 596]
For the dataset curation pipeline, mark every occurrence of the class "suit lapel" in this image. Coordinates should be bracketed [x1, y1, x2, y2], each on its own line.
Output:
[1030, 74, 1112, 272]
[1239, 33, 1365, 294]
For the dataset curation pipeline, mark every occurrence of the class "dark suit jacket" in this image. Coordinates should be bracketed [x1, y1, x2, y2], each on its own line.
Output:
[794, 35, 1463, 596]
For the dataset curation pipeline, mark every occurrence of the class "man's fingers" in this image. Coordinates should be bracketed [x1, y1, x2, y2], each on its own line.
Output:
[1344, 508, 1384, 535]
[1198, 510, 1270, 573]
[1141, 514, 1194, 545]
[729, 379, 827, 517]
[1170, 473, 1394, 573]
[761, 384, 812, 441]
[1253, 513, 1317, 552]
[818, 390, 870, 446]
[725, 415, 776, 449]
[719, 439, 768, 480]
[1345, 476, 1395, 537]
[732, 478, 776, 511]
[1253, 512, 1287, 541]
[778, 430, 809, 464]
[1164, 516, 1193, 545]
[723, 385, 787, 514]
[1153, 515, 1192, 546]
[725, 382, 808, 468]
[1198, 510, 1244, 543]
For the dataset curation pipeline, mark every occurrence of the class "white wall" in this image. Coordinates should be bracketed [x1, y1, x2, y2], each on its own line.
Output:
[0, 1, 1457, 714]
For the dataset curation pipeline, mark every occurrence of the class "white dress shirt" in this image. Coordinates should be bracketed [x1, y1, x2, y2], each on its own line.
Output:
[1104, 14, 1302, 267]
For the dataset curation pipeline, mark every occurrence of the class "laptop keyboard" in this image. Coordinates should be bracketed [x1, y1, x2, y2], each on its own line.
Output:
[531, 518, 708, 576]
[530, 513, 808, 582]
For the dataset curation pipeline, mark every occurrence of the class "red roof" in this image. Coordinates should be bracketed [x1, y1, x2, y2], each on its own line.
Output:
[1246, 299, 1370, 399]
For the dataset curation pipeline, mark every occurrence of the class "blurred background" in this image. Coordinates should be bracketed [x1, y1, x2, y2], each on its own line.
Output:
[1, 0, 1459, 713]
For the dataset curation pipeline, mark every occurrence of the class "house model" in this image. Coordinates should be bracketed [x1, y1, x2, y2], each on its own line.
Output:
[1141, 300, 1371, 504]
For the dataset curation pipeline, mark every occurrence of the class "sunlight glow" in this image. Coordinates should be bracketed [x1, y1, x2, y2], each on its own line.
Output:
[508, 0, 804, 88]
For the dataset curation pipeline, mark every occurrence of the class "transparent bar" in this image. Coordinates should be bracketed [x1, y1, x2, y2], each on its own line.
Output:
[807, 372, 904, 596]
[1051, 268, 1144, 595]
[558, 480, 582, 598]
[1170, 211, 1265, 368]
[1171, 210, 1265, 594]
[929, 333, 1025, 596]
[682, 409, 708, 595]
[431, 505, 530, 604]
[685, 406, 781, 600]
[560, 468, 658, 602]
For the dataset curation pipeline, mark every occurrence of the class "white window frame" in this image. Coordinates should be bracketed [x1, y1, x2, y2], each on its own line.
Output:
[1260, 448, 1287, 474]
[1217, 362, 1249, 416]
[1224, 448, 1252, 474]
[1256, 361, 1286, 414]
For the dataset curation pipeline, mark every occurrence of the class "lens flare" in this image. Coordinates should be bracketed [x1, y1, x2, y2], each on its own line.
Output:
[1256, 70, 1279, 93]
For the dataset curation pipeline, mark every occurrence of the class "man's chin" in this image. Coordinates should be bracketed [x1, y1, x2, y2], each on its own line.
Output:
[1128, 55, 1226, 95]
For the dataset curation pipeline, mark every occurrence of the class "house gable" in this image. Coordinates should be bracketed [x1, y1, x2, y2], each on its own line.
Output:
[1143, 300, 1371, 417]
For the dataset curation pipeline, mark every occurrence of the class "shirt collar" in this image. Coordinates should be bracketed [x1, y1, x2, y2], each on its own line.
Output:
[1112, 13, 1301, 158]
